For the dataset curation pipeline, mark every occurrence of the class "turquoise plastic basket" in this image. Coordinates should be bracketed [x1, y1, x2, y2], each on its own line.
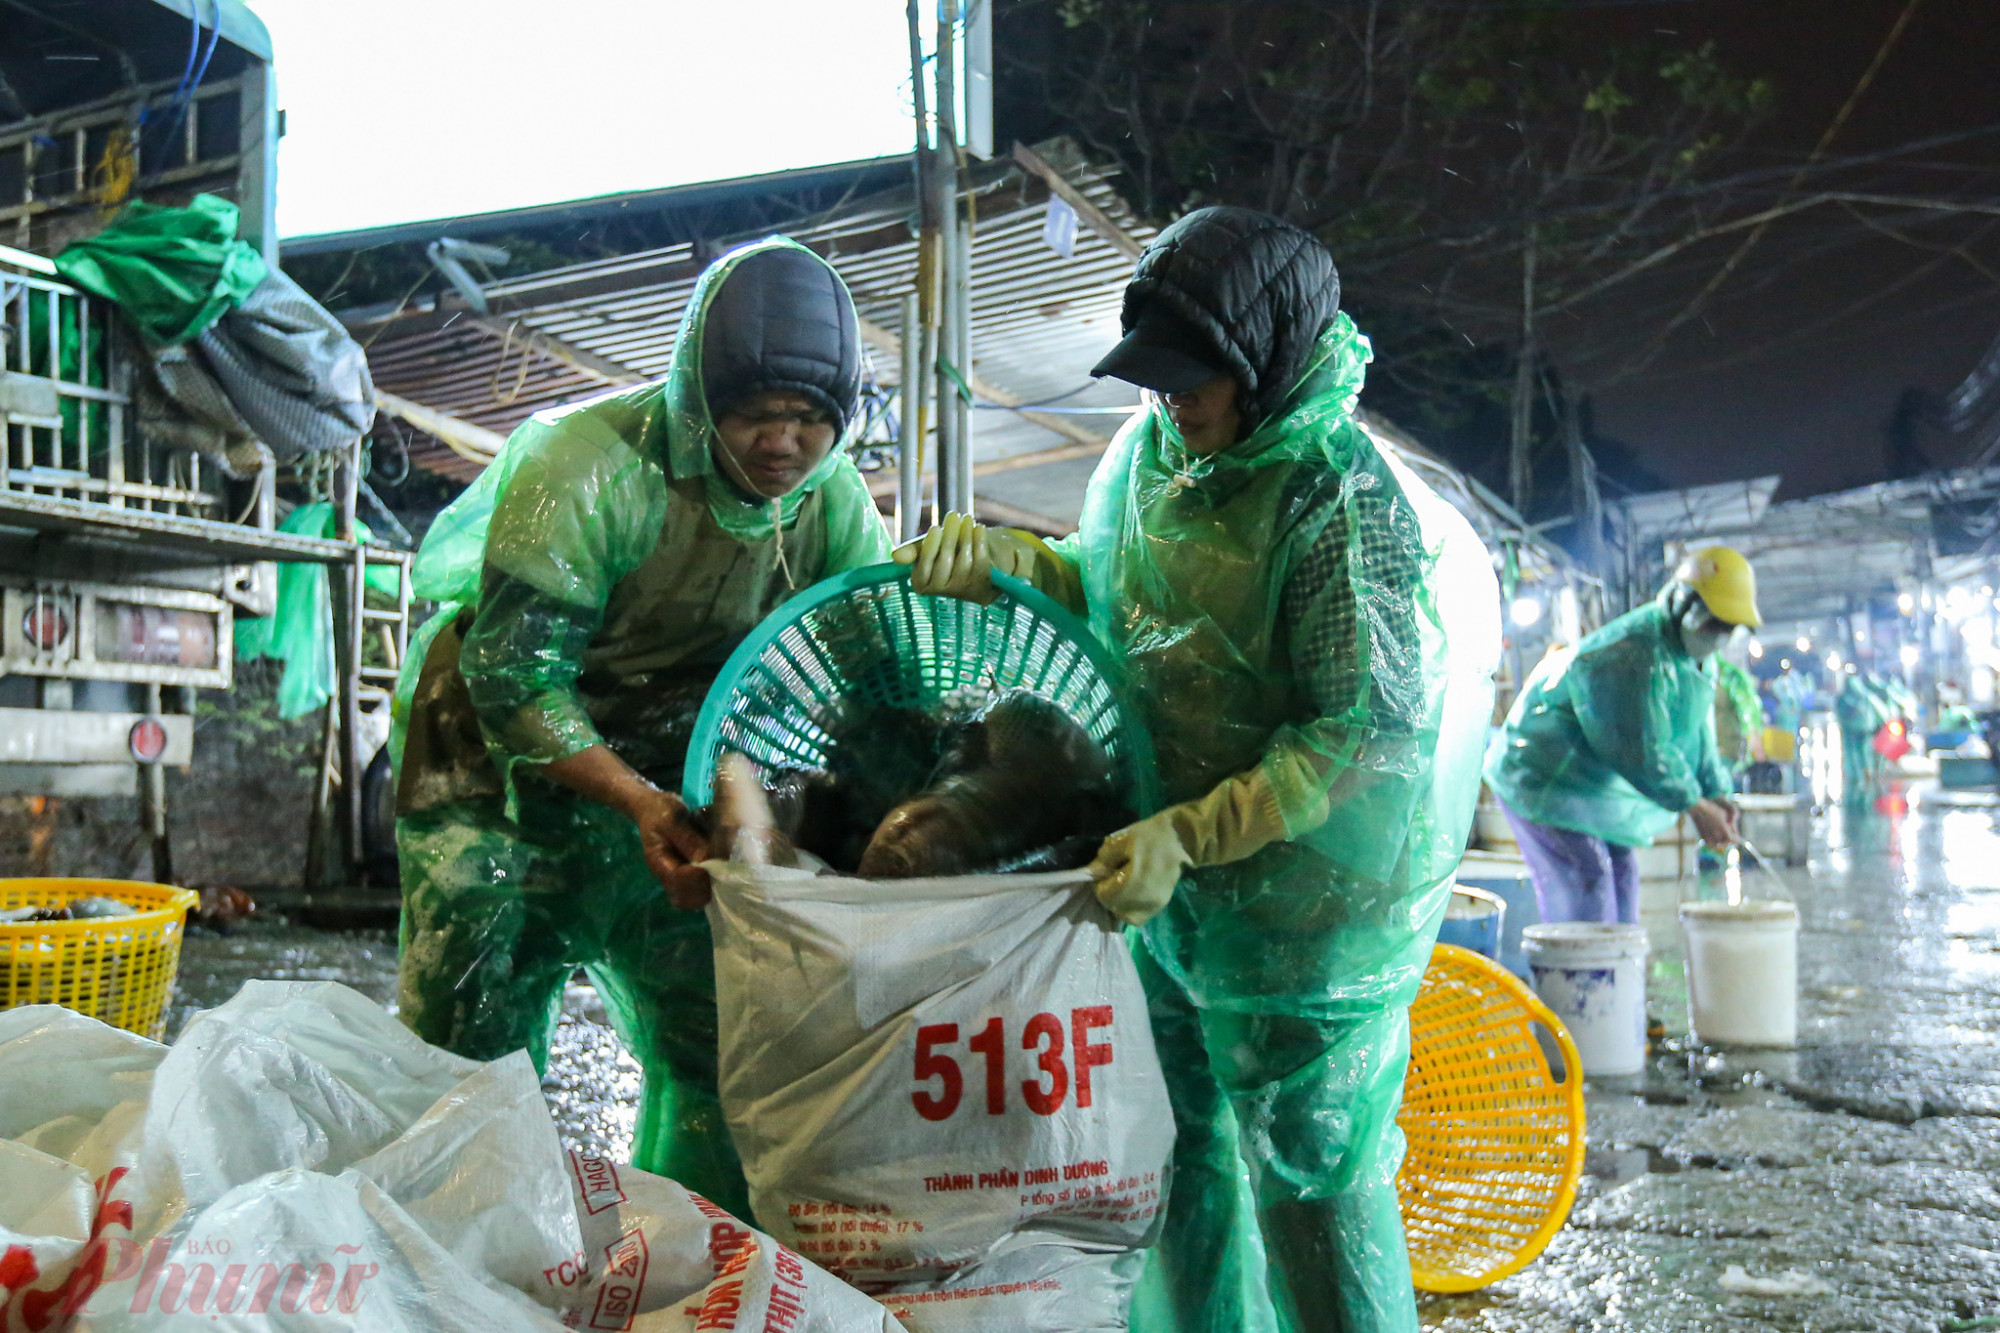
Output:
[682, 564, 1159, 815]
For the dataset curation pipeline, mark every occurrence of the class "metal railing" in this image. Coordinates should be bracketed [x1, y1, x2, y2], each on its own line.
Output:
[1, 264, 228, 520]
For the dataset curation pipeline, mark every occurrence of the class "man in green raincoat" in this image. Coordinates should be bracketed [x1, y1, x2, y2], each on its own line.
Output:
[1836, 670, 1908, 803]
[1484, 547, 1760, 925]
[392, 239, 890, 1215]
[902, 207, 1501, 1333]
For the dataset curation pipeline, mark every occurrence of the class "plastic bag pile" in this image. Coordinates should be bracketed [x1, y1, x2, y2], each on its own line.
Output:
[0, 981, 900, 1331]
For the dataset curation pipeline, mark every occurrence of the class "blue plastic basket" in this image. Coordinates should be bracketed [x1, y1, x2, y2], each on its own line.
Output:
[682, 564, 1159, 816]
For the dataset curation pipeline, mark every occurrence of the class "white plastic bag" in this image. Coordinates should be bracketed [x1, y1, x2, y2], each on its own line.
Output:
[0, 981, 900, 1333]
[707, 866, 1172, 1330]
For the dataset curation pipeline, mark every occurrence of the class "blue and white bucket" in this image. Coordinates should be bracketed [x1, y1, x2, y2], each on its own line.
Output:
[1436, 885, 1506, 961]
[1455, 853, 1539, 978]
[1522, 922, 1650, 1076]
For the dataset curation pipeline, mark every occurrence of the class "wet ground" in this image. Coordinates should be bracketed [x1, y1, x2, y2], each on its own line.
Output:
[167, 781, 2000, 1332]
[169, 924, 645, 1162]
[1420, 784, 2000, 1333]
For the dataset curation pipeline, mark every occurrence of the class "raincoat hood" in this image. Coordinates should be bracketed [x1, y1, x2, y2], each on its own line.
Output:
[661, 237, 864, 542]
[1147, 312, 1372, 483]
[1112, 205, 1342, 431]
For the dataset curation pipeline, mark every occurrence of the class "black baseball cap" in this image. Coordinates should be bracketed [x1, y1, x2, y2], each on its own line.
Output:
[1090, 306, 1230, 395]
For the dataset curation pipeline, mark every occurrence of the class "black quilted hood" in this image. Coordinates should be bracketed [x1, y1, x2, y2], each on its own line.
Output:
[1115, 206, 1341, 430]
[699, 243, 862, 427]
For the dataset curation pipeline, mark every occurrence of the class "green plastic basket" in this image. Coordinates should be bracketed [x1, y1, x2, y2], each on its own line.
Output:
[682, 563, 1159, 816]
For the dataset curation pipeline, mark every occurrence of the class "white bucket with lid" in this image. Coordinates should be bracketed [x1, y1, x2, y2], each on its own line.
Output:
[1679, 899, 1800, 1047]
[1521, 922, 1650, 1076]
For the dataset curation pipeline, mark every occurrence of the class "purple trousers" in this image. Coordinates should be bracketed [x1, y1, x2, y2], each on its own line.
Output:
[1496, 797, 1642, 926]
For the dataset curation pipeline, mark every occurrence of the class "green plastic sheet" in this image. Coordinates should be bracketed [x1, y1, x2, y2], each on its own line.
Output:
[234, 502, 391, 720]
[391, 238, 889, 1196]
[1037, 313, 1502, 1333]
[1485, 596, 1733, 848]
[53, 194, 266, 349]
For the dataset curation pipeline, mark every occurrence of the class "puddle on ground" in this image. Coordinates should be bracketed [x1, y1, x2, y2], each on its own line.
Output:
[1424, 789, 2000, 1332]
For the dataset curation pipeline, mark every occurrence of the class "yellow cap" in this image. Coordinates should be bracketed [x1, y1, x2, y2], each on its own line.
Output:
[1672, 546, 1762, 628]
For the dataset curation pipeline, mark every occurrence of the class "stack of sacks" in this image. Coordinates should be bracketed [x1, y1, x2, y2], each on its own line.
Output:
[0, 980, 901, 1332]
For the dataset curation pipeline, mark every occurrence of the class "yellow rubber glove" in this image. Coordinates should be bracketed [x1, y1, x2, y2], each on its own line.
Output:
[892, 513, 1051, 604]
[1088, 767, 1289, 925]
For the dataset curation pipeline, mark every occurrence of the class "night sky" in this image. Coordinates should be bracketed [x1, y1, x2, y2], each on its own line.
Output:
[1578, 0, 2000, 498]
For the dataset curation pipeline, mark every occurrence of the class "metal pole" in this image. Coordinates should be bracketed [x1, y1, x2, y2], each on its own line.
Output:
[952, 205, 974, 517]
[907, 0, 941, 531]
[143, 681, 171, 884]
[336, 440, 364, 882]
[897, 293, 923, 542]
[933, 0, 965, 520]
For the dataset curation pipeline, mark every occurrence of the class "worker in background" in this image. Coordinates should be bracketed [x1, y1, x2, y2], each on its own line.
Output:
[1836, 670, 1904, 804]
[1483, 548, 1760, 925]
[391, 238, 889, 1219]
[899, 207, 1501, 1333]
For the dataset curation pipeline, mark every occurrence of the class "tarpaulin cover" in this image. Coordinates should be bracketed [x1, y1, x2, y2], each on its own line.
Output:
[54, 195, 266, 349]
[0, 980, 902, 1331]
[1032, 312, 1501, 1332]
[1486, 596, 1732, 848]
[197, 266, 377, 460]
[706, 863, 1170, 1332]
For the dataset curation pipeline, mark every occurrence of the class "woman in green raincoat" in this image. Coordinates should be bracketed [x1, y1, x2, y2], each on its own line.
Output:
[903, 207, 1501, 1333]
[392, 238, 889, 1216]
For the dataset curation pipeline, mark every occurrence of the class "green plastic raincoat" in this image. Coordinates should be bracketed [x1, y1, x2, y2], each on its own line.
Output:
[392, 239, 889, 1216]
[1835, 672, 1897, 801]
[1484, 597, 1734, 848]
[1033, 314, 1501, 1333]
[1713, 657, 1762, 774]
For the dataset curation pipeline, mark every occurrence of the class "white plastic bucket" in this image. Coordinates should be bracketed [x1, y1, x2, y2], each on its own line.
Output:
[1522, 922, 1650, 1076]
[1436, 885, 1505, 961]
[1679, 899, 1800, 1047]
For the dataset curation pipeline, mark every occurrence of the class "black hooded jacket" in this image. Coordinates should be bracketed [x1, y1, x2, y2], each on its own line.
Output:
[1117, 207, 1341, 431]
[700, 243, 861, 426]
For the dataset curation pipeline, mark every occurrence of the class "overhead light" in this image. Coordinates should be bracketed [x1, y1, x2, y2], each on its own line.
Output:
[1855, 627, 1869, 644]
[1748, 639, 1764, 659]
[1796, 636, 1812, 653]
[1509, 596, 1543, 628]
[1779, 657, 1792, 670]
[1824, 652, 1841, 672]
[1897, 592, 1915, 614]
[1900, 644, 1920, 669]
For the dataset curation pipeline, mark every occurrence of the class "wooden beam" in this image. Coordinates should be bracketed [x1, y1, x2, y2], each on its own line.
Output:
[855, 314, 1110, 451]
[464, 314, 649, 387]
[976, 495, 1075, 538]
[374, 390, 505, 465]
[1010, 142, 1146, 261]
[862, 470, 1074, 538]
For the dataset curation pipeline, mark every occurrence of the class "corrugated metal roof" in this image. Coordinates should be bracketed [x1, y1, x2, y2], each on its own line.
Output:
[357, 155, 1154, 489]
[351, 148, 1585, 594]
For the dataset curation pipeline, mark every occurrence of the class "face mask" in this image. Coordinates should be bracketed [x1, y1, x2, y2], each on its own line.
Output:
[1678, 600, 1732, 659]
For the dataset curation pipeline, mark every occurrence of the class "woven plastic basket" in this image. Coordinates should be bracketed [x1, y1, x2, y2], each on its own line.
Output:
[1398, 942, 1587, 1292]
[682, 564, 1159, 814]
[0, 878, 199, 1040]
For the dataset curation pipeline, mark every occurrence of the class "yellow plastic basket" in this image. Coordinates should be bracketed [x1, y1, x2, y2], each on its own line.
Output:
[0, 878, 199, 1041]
[1397, 942, 1587, 1293]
